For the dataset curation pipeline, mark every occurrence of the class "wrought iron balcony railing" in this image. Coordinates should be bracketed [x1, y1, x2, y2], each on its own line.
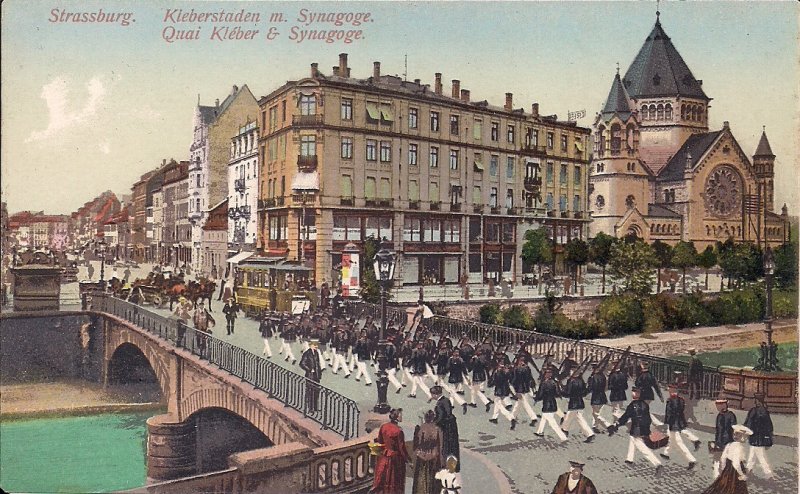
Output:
[234, 178, 246, 193]
[297, 155, 318, 170]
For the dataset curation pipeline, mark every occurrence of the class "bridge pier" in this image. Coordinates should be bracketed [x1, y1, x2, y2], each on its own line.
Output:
[146, 414, 197, 482]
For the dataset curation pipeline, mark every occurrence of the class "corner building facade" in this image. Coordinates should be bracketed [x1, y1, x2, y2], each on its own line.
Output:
[258, 54, 591, 288]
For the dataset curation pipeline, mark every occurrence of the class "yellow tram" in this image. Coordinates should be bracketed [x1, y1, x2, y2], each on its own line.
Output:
[234, 258, 318, 316]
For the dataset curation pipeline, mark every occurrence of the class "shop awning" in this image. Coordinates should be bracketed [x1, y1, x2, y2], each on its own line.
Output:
[575, 141, 584, 152]
[291, 171, 320, 192]
[380, 107, 394, 122]
[227, 251, 254, 265]
[366, 104, 380, 120]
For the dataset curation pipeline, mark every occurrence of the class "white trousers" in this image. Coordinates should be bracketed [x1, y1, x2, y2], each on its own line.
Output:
[331, 353, 351, 375]
[410, 374, 431, 398]
[492, 397, 515, 421]
[281, 342, 296, 362]
[444, 382, 465, 406]
[511, 394, 538, 421]
[355, 360, 373, 384]
[262, 337, 273, 357]
[664, 430, 697, 463]
[536, 412, 567, 442]
[469, 382, 490, 406]
[562, 410, 594, 437]
[591, 404, 612, 429]
[746, 446, 774, 477]
[626, 436, 662, 466]
[611, 401, 625, 418]
[386, 368, 403, 391]
[401, 366, 414, 386]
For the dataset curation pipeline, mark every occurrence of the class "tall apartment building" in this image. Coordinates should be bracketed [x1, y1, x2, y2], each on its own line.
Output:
[258, 54, 591, 288]
[161, 160, 190, 267]
[188, 85, 259, 272]
[227, 121, 259, 253]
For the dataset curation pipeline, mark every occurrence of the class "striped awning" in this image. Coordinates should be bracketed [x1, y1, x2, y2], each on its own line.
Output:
[291, 171, 320, 192]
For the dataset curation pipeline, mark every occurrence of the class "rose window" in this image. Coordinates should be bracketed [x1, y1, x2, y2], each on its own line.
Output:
[705, 165, 740, 217]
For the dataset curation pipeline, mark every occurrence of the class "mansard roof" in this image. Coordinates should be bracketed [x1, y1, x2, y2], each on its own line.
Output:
[622, 16, 709, 101]
[658, 130, 723, 181]
[754, 130, 774, 158]
[600, 72, 633, 122]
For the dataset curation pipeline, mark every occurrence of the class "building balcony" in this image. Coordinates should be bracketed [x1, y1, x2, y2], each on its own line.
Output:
[292, 114, 324, 126]
[276, 197, 285, 206]
[574, 211, 584, 219]
[449, 203, 462, 212]
[408, 200, 420, 210]
[430, 202, 441, 211]
[547, 210, 556, 217]
[523, 206, 546, 216]
[365, 199, 378, 207]
[377, 199, 393, 208]
[560, 211, 570, 218]
[522, 144, 548, 155]
[507, 207, 518, 215]
[234, 178, 246, 193]
[340, 196, 354, 206]
[297, 155, 318, 171]
[490, 206, 501, 214]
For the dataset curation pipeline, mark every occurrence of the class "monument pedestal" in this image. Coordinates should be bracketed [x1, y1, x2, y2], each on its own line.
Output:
[10, 265, 61, 311]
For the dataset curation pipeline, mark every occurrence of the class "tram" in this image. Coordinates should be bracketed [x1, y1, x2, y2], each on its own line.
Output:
[234, 257, 317, 316]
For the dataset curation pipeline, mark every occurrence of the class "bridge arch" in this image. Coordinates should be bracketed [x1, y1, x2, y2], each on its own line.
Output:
[106, 325, 173, 401]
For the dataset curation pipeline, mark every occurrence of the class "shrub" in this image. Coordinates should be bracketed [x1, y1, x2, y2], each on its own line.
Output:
[773, 290, 798, 319]
[672, 293, 712, 329]
[642, 295, 670, 333]
[502, 304, 533, 330]
[708, 288, 764, 325]
[596, 294, 644, 335]
[479, 303, 503, 325]
[533, 306, 556, 334]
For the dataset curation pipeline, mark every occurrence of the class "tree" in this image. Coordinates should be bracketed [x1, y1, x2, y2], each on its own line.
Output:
[609, 238, 657, 297]
[521, 228, 553, 293]
[672, 241, 698, 293]
[718, 240, 763, 288]
[717, 238, 736, 289]
[774, 242, 798, 289]
[589, 232, 616, 294]
[564, 238, 589, 293]
[697, 245, 717, 290]
[652, 240, 673, 293]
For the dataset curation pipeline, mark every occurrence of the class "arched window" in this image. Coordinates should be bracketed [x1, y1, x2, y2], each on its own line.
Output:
[641, 106, 648, 120]
[649, 105, 656, 120]
[626, 124, 636, 150]
[596, 162, 605, 173]
[610, 124, 622, 155]
[664, 190, 670, 202]
[657, 104, 664, 120]
[665, 104, 672, 120]
[596, 125, 606, 156]
[691, 106, 698, 122]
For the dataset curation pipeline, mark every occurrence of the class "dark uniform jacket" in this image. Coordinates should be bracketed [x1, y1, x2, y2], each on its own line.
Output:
[608, 370, 628, 402]
[354, 339, 371, 361]
[492, 368, 512, 397]
[714, 410, 737, 448]
[410, 348, 429, 375]
[587, 372, 608, 406]
[447, 356, 467, 384]
[471, 354, 489, 383]
[535, 378, 561, 413]
[688, 357, 704, 382]
[221, 302, 238, 320]
[550, 472, 598, 494]
[664, 395, 688, 431]
[435, 352, 450, 376]
[385, 342, 399, 369]
[634, 371, 662, 401]
[617, 399, 652, 437]
[564, 376, 587, 410]
[259, 318, 274, 338]
[511, 365, 534, 394]
[744, 405, 773, 447]
[299, 348, 323, 381]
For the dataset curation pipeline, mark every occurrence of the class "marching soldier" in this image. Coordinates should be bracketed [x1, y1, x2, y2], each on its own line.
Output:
[608, 387, 663, 474]
[352, 331, 373, 385]
[558, 349, 579, 380]
[711, 398, 737, 479]
[468, 350, 492, 412]
[446, 349, 469, 414]
[661, 384, 700, 469]
[331, 329, 351, 378]
[608, 361, 628, 418]
[634, 362, 664, 426]
[383, 336, 404, 393]
[259, 313, 273, 357]
[409, 341, 432, 399]
[561, 368, 595, 443]
[510, 356, 538, 427]
[587, 362, 611, 432]
[534, 368, 568, 442]
[744, 393, 774, 479]
[488, 362, 516, 429]
[687, 348, 704, 401]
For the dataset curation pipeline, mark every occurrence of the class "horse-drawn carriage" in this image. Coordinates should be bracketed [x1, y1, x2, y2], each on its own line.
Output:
[107, 271, 216, 310]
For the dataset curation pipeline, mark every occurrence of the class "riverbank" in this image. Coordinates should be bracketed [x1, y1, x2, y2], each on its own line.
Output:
[0, 380, 163, 420]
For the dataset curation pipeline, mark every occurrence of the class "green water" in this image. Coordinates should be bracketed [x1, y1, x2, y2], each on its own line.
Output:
[672, 342, 798, 371]
[0, 411, 154, 493]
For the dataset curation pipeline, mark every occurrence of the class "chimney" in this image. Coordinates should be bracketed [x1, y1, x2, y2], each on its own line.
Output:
[215, 98, 220, 108]
[373, 61, 381, 78]
[460, 89, 470, 102]
[346, 68, 351, 77]
[531, 103, 539, 117]
[414, 78, 421, 85]
[452, 80, 460, 99]
[723, 120, 729, 129]
[162, 159, 166, 166]
[435, 73, 442, 95]
[232, 85, 239, 94]
[310, 63, 319, 78]
[339, 53, 348, 77]
[333, 66, 340, 76]
[505, 93, 513, 111]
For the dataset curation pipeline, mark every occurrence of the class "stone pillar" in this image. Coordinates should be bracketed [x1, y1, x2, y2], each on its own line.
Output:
[146, 413, 197, 481]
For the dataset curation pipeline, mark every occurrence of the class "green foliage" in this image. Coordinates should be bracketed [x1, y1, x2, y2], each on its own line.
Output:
[697, 245, 717, 270]
[707, 288, 764, 325]
[718, 240, 763, 287]
[565, 238, 589, 267]
[642, 295, 669, 334]
[479, 303, 503, 325]
[773, 290, 798, 319]
[672, 292, 713, 328]
[359, 236, 382, 303]
[501, 305, 533, 330]
[589, 233, 616, 267]
[652, 240, 674, 269]
[521, 228, 553, 267]
[672, 241, 699, 293]
[609, 239, 657, 297]
[774, 242, 798, 289]
[596, 294, 645, 335]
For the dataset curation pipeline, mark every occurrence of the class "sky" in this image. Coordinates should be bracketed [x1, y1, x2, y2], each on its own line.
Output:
[1, 0, 798, 215]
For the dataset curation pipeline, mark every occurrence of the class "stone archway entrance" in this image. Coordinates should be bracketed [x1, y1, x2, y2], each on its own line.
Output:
[107, 343, 162, 403]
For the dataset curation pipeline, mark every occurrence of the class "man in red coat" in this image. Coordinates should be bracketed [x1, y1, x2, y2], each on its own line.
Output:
[551, 460, 598, 494]
[371, 408, 410, 494]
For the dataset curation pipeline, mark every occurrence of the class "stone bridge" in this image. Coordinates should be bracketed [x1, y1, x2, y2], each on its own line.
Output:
[1, 308, 372, 493]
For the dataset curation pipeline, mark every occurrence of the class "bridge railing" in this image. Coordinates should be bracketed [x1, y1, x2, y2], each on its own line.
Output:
[349, 301, 722, 400]
[93, 294, 360, 440]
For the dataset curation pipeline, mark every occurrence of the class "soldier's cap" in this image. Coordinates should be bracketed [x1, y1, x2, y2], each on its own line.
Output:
[430, 385, 443, 396]
[732, 425, 753, 436]
[569, 461, 585, 469]
[688, 348, 697, 355]
[715, 399, 728, 404]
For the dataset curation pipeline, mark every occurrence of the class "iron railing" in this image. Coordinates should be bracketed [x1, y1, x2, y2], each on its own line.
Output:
[93, 295, 360, 439]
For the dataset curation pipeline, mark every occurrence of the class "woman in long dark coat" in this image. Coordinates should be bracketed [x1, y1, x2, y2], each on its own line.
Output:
[432, 385, 460, 472]
[372, 408, 410, 494]
[412, 410, 444, 494]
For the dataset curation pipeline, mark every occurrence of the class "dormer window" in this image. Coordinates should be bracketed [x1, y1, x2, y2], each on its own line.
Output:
[653, 74, 661, 86]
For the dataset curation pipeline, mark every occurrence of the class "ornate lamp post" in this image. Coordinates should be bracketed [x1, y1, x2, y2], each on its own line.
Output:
[755, 247, 781, 372]
[372, 246, 396, 414]
[97, 239, 107, 283]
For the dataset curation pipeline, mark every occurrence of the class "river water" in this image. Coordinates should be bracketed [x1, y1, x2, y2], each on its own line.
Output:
[0, 411, 158, 493]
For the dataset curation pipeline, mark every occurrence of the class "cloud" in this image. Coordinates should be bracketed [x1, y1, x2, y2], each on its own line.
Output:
[26, 76, 107, 142]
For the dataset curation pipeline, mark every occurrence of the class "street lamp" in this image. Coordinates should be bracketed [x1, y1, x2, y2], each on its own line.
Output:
[372, 246, 396, 414]
[97, 239, 107, 283]
[755, 247, 781, 372]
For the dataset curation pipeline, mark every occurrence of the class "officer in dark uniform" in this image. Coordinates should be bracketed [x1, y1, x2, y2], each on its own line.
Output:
[534, 368, 567, 442]
[587, 362, 611, 432]
[608, 387, 662, 472]
[562, 368, 595, 442]
[744, 393, 774, 479]
[687, 348, 704, 400]
[711, 398, 737, 478]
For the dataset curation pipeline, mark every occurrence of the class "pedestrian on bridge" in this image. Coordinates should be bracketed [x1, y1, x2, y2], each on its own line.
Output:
[192, 300, 215, 358]
[744, 393, 774, 480]
[371, 408, 410, 494]
[222, 298, 239, 335]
